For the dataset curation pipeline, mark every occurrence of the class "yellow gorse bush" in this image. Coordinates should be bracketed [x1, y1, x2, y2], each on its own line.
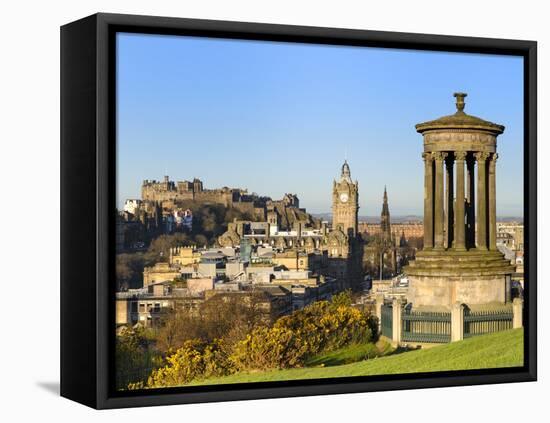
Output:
[134, 291, 378, 388]
[143, 339, 234, 389]
[229, 292, 377, 371]
[229, 326, 310, 371]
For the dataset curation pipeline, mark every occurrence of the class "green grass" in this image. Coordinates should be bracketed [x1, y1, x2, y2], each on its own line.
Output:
[190, 329, 523, 386]
[305, 340, 392, 367]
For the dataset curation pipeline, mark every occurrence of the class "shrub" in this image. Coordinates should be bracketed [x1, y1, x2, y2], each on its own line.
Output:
[229, 326, 310, 371]
[229, 293, 378, 371]
[331, 290, 353, 307]
[144, 339, 233, 388]
[275, 296, 377, 354]
[155, 292, 269, 352]
[136, 292, 379, 387]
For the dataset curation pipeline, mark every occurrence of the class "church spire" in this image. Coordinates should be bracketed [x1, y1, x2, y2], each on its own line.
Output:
[381, 186, 391, 242]
[382, 185, 390, 216]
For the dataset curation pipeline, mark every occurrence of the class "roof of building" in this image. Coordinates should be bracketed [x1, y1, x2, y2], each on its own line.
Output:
[200, 252, 226, 260]
[415, 93, 504, 134]
[254, 284, 291, 296]
[339, 159, 354, 183]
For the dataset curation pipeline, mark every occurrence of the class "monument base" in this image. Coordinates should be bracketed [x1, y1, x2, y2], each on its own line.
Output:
[404, 249, 515, 308]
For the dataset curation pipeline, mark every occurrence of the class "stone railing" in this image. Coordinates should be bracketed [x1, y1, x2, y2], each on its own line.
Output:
[402, 308, 451, 343]
[377, 297, 523, 345]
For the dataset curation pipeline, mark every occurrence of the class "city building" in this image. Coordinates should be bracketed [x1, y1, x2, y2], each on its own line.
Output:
[116, 279, 294, 328]
[332, 160, 359, 238]
[118, 160, 371, 329]
[497, 222, 524, 252]
[359, 221, 424, 243]
[216, 161, 364, 291]
[169, 245, 201, 266]
[123, 199, 142, 215]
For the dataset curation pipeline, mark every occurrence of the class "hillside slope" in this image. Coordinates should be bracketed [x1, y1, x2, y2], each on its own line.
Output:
[191, 329, 523, 386]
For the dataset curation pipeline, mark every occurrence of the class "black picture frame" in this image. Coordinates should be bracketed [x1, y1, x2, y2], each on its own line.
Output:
[60, 12, 537, 409]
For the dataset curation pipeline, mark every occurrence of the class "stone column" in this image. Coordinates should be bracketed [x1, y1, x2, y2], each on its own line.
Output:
[422, 152, 434, 249]
[451, 302, 464, 342]
[454, 151, 467, 251]
[489, 153, 498, 250]
[513, 297, 523, 329]
[433, 152, 447, 250]
[466, 155, 476, 249]
[475, 152, 490, 250]
[445, 154, 454, 249]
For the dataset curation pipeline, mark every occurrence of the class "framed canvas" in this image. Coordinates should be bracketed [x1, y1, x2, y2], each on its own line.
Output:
[60, 13, 537, 409]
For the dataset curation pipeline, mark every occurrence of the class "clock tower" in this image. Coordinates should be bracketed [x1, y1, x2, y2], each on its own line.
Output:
[332, 160, 359, 237]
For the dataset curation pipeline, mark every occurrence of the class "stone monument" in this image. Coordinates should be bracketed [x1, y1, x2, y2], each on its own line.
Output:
[404, 93, 515, 308]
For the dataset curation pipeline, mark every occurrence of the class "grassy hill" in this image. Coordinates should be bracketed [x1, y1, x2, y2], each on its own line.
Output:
[190, 329, 523, 386]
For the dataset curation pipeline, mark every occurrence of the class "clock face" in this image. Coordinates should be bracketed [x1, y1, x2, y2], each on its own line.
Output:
[339, 193, 349, 203]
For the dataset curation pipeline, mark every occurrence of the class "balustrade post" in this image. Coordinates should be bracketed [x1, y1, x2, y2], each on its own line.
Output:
[513, 297, 523, 329]
[392, 298, 403, 345]
[375, 294, 385, 331]
[451, 302, 464, 342]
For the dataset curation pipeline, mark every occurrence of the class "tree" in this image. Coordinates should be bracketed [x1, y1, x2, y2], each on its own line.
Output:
[147, 233, 191, 261]
[116, 326, 159, 389]
[116, 253, 152, 290]
[193, 234, 208, 247]
[155, 310, 203, 352]
[364, 234, 395, 280]
[155, 292, 270, 353]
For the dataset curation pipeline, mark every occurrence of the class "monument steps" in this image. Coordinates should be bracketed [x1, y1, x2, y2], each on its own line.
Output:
[405, 250, 515, 277]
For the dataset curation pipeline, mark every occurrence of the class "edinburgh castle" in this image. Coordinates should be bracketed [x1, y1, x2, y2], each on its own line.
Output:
[136, 175, 302, 223]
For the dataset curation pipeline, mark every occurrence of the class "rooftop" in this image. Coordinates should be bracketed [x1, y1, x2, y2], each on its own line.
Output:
[415, 93, 504, 135]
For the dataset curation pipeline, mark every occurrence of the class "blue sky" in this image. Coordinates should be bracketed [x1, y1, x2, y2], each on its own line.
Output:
[116, 33, 524, 217]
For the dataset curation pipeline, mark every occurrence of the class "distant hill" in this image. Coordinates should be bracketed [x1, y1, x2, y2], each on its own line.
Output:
[313, 213, 523, 224]
[496, 216, 524, 223]
[312, 213, 423, 223]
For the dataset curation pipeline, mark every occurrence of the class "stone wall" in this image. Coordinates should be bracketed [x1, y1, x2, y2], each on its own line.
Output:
[116, 299, 129, 325]
[407, 274, 507, 308]
[143, 262, 180, 286]
[187, 278, 215, 295]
